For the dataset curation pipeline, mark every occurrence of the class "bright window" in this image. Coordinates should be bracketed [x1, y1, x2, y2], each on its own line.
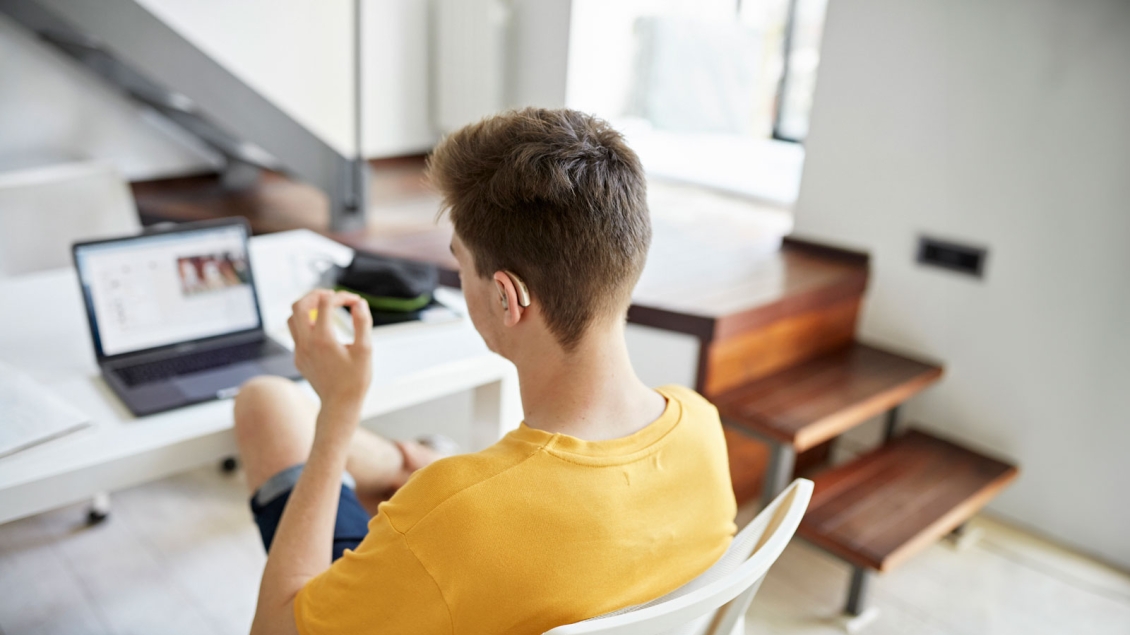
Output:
[567, 0, 829, 206]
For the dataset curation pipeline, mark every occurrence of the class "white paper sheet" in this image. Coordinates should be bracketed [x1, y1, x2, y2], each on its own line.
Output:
[0, 361, 90, 459]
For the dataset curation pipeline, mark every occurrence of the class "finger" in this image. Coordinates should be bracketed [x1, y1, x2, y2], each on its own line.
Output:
[287, 314, 297, 342]
[333, 290, 363, 306]
[314, 291, 336, 340]
[291, 289, 323, 311]
[292, 289, 328, 318]
[288, 312, 311, 348]
[341, 294, 373, 349]
[331, 290, 364, 314]
[291, 290, 330, 344]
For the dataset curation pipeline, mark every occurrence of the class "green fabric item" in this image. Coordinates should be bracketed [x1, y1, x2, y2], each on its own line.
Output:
[336, 285, 432, 313]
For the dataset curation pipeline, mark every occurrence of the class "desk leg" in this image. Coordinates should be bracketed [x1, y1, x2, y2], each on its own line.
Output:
[845, 566, 870, 615]
[761, 441, 796, 508]
[87, 491, 111, 525]
[470, 366, 522, 451]
[841, 566, 882, 632]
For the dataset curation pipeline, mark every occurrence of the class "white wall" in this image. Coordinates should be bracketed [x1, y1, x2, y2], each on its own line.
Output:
[1, 0, 442, 177]
[0, 13, 217, 180]
[624, 324, 701, 391]
[362, 0, 437, 157]
[135, 0, 356, 157]
[141, 0, 447, 159]
[1, 0, 583, 174]
[794, 0, 1130, 568]
[367, 0, 571, 145]
[508, 0, 572, 110]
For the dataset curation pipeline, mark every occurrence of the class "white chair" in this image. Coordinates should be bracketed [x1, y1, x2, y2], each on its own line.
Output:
[545, 478, 813, 635]
[0, 161, 140, 278]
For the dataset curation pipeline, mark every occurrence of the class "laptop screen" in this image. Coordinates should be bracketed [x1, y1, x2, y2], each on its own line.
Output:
[74, 223, 263, 358]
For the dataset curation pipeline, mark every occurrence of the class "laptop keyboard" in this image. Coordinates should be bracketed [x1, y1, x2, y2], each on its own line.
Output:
[114, 341, 267, 387]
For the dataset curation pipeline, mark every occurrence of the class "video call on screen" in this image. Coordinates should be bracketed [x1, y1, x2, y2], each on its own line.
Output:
[76, 226, 260, 357]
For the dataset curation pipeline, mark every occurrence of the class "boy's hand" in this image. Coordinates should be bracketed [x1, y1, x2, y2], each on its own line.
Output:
[287, 289, 373, 414]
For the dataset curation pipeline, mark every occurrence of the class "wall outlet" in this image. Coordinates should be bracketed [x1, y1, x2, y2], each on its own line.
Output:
[916, 236, 988, 278]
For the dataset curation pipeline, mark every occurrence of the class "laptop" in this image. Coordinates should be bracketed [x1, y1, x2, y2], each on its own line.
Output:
[72, 218, 300, 416]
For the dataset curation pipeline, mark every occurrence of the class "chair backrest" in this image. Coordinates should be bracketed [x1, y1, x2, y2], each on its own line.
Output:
[0, 161, 141, 278]
[544, 478, 813, 635]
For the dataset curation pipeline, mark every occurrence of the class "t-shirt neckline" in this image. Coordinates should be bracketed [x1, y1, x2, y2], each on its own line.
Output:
[507, 386, 684, 459]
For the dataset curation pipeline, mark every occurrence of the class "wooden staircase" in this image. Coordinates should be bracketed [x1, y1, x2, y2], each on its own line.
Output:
[685, 239, 872, 507]
[712, 328, 1018, 624]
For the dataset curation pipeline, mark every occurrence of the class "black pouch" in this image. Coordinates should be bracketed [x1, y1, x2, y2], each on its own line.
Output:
[333, 252, 438, 323]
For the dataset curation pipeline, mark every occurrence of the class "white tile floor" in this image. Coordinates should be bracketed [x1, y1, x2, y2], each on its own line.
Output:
[0, 466, 1127, 635]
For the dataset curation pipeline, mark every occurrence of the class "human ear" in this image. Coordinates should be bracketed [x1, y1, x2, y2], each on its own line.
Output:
[492, 271, 524, 327]
[497, 281, 509, 309]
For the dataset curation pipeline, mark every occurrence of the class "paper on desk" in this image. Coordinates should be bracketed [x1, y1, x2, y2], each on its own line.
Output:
[0, 361, 91, 459]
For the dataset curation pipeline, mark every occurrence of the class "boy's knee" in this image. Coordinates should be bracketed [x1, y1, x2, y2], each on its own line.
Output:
[232, 376, 313, 494]
[238, 374, 294, 401]
[233, 376, 297, 436]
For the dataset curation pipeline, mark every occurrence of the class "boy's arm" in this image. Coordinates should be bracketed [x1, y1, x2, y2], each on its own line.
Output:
[250, 290, 373, 635]
[250, 403, 359, 635]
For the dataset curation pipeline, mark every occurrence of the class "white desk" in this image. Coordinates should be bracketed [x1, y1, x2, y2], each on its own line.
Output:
[0, 230, 521, 525]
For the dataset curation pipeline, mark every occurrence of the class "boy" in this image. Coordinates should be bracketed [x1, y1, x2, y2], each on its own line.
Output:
[235, 108, 736, 634]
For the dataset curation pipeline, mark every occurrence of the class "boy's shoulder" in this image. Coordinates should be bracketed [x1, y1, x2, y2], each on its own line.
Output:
[377, 434, 543, 533]
[379, 384, 719, 533]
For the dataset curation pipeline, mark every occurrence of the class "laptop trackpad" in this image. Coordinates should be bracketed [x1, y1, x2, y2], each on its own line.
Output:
[172, 363, 262, 400]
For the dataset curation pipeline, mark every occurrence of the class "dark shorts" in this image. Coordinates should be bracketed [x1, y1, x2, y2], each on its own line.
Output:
[250, 464, 371, 561]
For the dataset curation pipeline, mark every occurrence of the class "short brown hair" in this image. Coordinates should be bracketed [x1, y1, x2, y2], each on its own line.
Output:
[427, 108, 650, 351]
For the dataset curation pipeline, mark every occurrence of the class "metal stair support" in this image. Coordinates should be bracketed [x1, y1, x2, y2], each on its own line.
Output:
[0, 0, 367, 231]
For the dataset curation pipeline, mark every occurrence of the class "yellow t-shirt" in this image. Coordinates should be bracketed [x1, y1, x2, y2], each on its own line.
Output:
[295, 384, 737, 635]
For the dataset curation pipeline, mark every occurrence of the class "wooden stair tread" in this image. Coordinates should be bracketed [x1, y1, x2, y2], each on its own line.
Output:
[715, 342, 943, 451]
[797, 429, 1018, 572]
[629, 240, 868, 341]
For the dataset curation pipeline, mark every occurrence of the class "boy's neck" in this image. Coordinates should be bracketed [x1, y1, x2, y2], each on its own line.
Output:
[514, 322, 667, 442]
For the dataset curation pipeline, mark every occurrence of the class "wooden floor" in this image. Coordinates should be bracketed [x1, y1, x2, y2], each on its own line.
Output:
[1, 465, 1126, 635]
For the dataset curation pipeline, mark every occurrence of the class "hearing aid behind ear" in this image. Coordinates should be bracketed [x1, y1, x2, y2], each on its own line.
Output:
[503, 270, 531, 308]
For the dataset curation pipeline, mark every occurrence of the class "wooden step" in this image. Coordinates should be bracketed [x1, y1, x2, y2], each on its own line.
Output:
[715, 342, 943, 452]
[798, 429, 1018, 572]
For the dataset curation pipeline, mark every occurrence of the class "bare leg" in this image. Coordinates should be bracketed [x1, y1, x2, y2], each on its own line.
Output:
[232, 376, 439, 514]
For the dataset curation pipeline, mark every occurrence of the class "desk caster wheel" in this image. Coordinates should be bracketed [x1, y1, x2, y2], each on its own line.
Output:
[87, 491, 111, 525]
[221, 456, 239, 474]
